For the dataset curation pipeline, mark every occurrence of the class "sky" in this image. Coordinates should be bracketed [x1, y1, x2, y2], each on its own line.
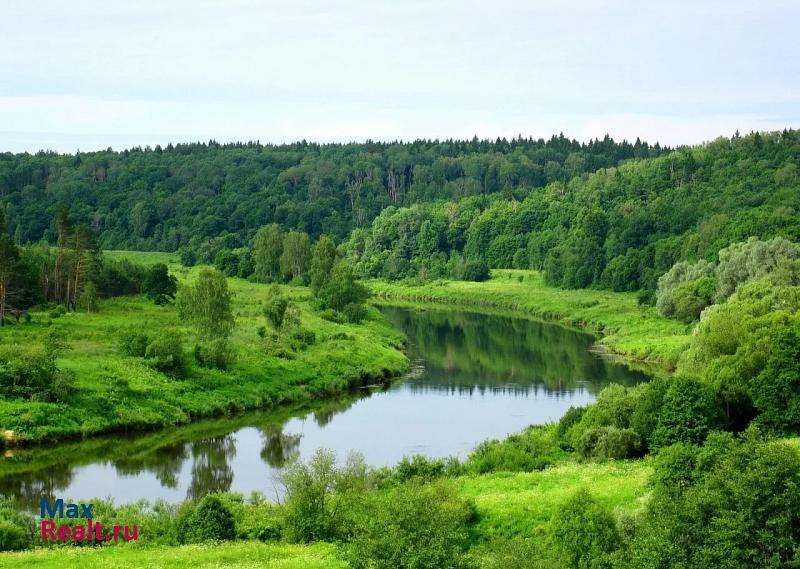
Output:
[1, 0, 799, 153]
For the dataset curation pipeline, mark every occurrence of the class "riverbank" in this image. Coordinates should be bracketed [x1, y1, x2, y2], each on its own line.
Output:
[370, 270, 690, 370]
[0, 253, 408, 446]
[0, 457, 652, 568]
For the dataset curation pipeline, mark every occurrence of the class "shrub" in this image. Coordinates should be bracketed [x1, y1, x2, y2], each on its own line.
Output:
[462, 259, 490, 282]
[550, 489, 620, 569]
[194, 338, 236, 370]
[557, 405, 587, 447]
[467, 426, 565, 473]
[0, 496, 33, 552]
[670, 276, 716, 322]
[48, 305, 67, 319]
[263, 292, 289, 330]
[180, 249, 197, 267]
[394, 455, 464, 482]
[0, 345, 72, 402]
[281, 449, 370, 543]
[656, 259, 715, 318]
[119, 329, 149, 357]
[750, 328, 800, 433]
[629, 377, 669, 451]
[342, 302, 368, 324]
[143, 263, 178, 305]
[347, 481, 475, 569]
[145, 332, 186, 375]
[577, 426, 643, 460]
[651, 376, 721, 450]
[176, 494, 236, 544]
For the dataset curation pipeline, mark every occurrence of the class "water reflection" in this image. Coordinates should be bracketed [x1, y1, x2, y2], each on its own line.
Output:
[1, 307, 648, 507]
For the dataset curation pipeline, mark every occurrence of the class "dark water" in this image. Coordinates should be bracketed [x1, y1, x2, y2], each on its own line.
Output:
[0, 307, 647, 507]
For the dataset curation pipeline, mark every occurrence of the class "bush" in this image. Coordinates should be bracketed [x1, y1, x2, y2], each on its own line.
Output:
[550, 489, 620, 569]
[467, 426, 565, 473]
[651, 376, 721, 451]
[48, 305, 67, 319]
[0, 345, 72, 402]
[462, 259, 490, 282]
[751, 328, 800, 433]
[143, 263, 178, 305]
[0, 496, 33, 552]
[194, 338, 236, 370]
[394, 455, 464, 482]
[342, 302, 368, 324]
[263, 292, 289, 330]
[176, 494, 236, 544]
[557, 405, 586, 447]
[670, 276, 716, 322]
[281, 449, 370, 543]
[347, 481, 475, 569]
[577, 426, 643, 460]
[629, 377, 669, 451]
[180, 249, 197, 267]
[119, 329, 149, 357]
[145, 332, 186, 375]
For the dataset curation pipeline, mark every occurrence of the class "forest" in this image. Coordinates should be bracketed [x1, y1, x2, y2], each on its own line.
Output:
[0, 129, 799, 569]
[0, 135, 665, 250]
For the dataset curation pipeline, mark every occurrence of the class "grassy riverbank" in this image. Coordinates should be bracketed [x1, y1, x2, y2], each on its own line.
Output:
[370, 270, 690, 369]
[0, 252, 408, 445]
[0, 455, 652, 568]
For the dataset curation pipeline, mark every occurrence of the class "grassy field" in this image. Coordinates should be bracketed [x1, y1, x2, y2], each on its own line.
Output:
[0, 251, 408, 445]
[370, 269, 690, 369]
[0, 542, 347, 569]
[459, 459, 652, 540]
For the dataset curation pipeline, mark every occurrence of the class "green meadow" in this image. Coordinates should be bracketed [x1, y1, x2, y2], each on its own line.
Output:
[0, 251, 407, 445]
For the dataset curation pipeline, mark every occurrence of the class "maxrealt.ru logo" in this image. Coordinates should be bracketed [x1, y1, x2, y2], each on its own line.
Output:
[39, 499, 138, 542]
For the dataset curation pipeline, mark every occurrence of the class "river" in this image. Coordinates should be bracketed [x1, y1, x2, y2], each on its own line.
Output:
[0, 306, 647, 507]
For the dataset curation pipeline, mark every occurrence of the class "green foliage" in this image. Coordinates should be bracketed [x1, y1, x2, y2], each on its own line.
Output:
[393, 455, 464, 482]
[751, 327, 800, 433]
[715, 236, 800, 302]
[310, 235, 338, 295]
[145, 331, 186, 376]
[119, 329, 149, 357]
[655, 260, 715, 318]
[263, 285, 290, 330]
[651, 376, 721, 450]
[549, 489, 620, 569]
[78, 281, 99, 313]
[176, 268, 235, 339]
[577, 426, 643, 460]
[280, 231, 311, 283]
[317, 260, 369, 313]
[0, 495, 34, 551]
[143, 263, 178, 305]
[252, 224, 283, 282]
[176, 494, 236, 544]
[280, 449, 370, 543]
[622, 433, 800, 569]
[194, 338, 237, 370]
[467, 425, 567, 473]
[670, 276, 716, 323]
[347, 481, 475, 569]
[0, 343, 72, 402]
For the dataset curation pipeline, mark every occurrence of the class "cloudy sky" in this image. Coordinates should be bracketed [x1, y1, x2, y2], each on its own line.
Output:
[1, 0, 798, 152]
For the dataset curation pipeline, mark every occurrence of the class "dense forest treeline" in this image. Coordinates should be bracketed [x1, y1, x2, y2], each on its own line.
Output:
[0, 134, 666, 250]
[346, 130, 800, 301]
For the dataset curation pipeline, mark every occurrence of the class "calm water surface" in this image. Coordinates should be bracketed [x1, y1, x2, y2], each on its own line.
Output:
[1, 307, 647, 507]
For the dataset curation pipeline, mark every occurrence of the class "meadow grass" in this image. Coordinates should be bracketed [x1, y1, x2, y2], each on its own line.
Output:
[0, 255, 408, 445]
[370, 269, 690, 369]
[457, 459, 653, 540]
[0, 541, 347, 569]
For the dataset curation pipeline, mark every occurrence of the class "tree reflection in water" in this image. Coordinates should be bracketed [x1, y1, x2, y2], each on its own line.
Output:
[186, 435, 236, 500]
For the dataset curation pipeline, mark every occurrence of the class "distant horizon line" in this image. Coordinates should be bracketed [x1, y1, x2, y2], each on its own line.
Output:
[3, 127, 793, 156]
